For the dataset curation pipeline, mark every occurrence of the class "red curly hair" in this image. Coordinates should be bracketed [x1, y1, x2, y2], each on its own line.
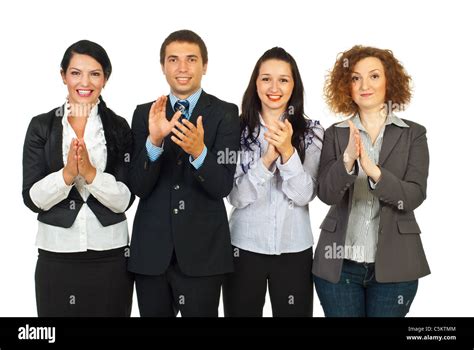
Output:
[324, 45, 412, 116]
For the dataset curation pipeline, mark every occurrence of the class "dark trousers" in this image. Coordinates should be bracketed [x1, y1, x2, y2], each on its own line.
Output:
[35, 246, 134, 317]
[134, 254, 224, 317]
[223, 247, 313, 317]
[314, 259, 419, 317]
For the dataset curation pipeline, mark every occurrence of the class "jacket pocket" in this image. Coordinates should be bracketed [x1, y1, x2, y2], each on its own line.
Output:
[319, 216, 337, 233]
[397, 219, 421, 234]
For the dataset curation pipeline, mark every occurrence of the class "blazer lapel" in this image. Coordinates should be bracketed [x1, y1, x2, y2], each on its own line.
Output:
[98, 108, 113, 172]
[379, 124, 403, 166]
[50, 107, 65, 172]
[188, 90, 210, 125]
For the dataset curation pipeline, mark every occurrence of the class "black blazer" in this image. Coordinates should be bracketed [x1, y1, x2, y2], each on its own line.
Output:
[128, 91, 240, 277]
[22, 103, 135, 228]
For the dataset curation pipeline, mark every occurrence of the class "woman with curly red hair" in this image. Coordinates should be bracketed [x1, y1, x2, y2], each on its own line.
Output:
[312, 45, 430, 317]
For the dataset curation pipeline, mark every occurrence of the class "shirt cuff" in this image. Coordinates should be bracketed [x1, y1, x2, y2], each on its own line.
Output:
[368, 177, 378, 190]
[56, 169, 75, 193]
[146, 137, 164, 162]
[252, 158, 275, 183]
[190, 146, 207, 169]
[276, 148, 303, 180]
[84, 168, 105, 191]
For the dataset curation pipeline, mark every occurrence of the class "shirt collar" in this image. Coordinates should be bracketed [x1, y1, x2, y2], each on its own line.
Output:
[169, 88, 203, 117]
[335, 112, 409, 129]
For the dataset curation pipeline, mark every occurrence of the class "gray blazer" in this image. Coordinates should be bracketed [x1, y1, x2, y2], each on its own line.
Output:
[312, 119, 430, 283]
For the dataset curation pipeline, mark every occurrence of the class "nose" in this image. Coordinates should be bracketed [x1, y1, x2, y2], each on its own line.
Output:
[80, 74, 90, 87]
[270, 80, 279, 92]
[361, 77, 369, 91]
[178, 59, 188, 72]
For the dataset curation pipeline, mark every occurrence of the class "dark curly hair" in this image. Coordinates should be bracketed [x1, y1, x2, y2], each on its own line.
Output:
[324, 45, 412, 116]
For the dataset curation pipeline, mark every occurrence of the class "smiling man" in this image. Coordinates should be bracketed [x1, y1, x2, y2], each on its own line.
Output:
[127, 30, 240, 317]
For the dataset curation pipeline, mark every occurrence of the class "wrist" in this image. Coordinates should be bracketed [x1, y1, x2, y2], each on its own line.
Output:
[280, 147, 294, 164]
[85, 168, 97, 184]
[191, 144, 204, 159]
[369, 166, 381, 183]
[62, 168, 75, 185]
[149, 135, 163, 147]
[262, 155, 275, 169]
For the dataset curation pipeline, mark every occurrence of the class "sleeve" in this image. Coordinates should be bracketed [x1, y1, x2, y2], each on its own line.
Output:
[276, 122, 325, 206]
[128, 104, 164, 199]
[22, 115, 54, 213]
[189, 146, 207, 169]
[29, 169, 73, 211]
[227, 154, 275, 209]
[190, 103, 241, 199]
[369, 125, 429, 211]
[316, 125, 358, 205]
[146, 137, 164, 161]
[85, 169, 131, 213]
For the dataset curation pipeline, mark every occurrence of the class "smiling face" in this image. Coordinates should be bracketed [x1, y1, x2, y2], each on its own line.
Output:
[256, 59, 294, 116]
[61, 53, 106, 106]
[161, 41, 207, 99]
[350, 56, 387, 113]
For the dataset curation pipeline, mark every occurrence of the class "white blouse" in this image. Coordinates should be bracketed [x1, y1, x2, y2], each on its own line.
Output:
[29, 101, 131, 253]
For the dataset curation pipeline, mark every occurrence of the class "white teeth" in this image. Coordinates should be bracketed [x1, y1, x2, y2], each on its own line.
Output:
[78, 90, 92, 95]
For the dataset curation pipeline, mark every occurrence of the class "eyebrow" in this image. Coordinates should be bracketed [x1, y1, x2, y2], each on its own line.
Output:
[167, 55, 199, 59]
[260, 73, 291, 78]
[69, 67, 103, 73]
[352, 69, 381, 75]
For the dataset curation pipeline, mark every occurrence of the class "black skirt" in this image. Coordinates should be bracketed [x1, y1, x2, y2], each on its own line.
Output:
[35, 246, 134, 317]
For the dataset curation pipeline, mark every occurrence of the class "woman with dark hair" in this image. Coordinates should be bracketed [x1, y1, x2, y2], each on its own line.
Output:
[313, 45, 430, 317]
[22, 40, 134, 317]
[223, 47, 324, 317]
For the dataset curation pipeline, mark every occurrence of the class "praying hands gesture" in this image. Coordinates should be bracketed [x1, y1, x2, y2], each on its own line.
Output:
[62, 138, 97, 185]
[344, 120, 381, 183]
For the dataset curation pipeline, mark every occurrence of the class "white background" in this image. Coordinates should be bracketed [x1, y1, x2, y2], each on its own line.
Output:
[0, 0, 472, 317]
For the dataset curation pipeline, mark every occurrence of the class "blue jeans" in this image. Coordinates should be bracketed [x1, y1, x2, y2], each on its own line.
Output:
[314, 259, 418, 317]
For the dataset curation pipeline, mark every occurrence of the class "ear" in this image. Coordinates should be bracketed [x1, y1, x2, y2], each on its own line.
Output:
[161, 64, 166, 75]
[60, 69, 66, 85]
[202, 63, 208, 75]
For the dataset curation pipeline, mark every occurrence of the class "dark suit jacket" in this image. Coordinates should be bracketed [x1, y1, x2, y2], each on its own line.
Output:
[22, 104, 135, 227]
[127, 91, 240, 277]
[312, 119, 430, 283]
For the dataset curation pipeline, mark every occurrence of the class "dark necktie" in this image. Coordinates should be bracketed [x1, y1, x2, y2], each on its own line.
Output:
[173, 99, 190, 120]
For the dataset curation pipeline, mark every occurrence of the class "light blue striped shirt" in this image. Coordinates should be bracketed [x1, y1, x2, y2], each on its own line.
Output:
[146, 88, 207, 169]
[228, 116, 324, 255]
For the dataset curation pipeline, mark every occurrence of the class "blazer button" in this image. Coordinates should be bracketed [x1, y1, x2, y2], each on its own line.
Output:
[174, 184, 180, 190]
[177, 159, 183, 165]
[173, 209, 179, 214]
[379, 229, 383, 235]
